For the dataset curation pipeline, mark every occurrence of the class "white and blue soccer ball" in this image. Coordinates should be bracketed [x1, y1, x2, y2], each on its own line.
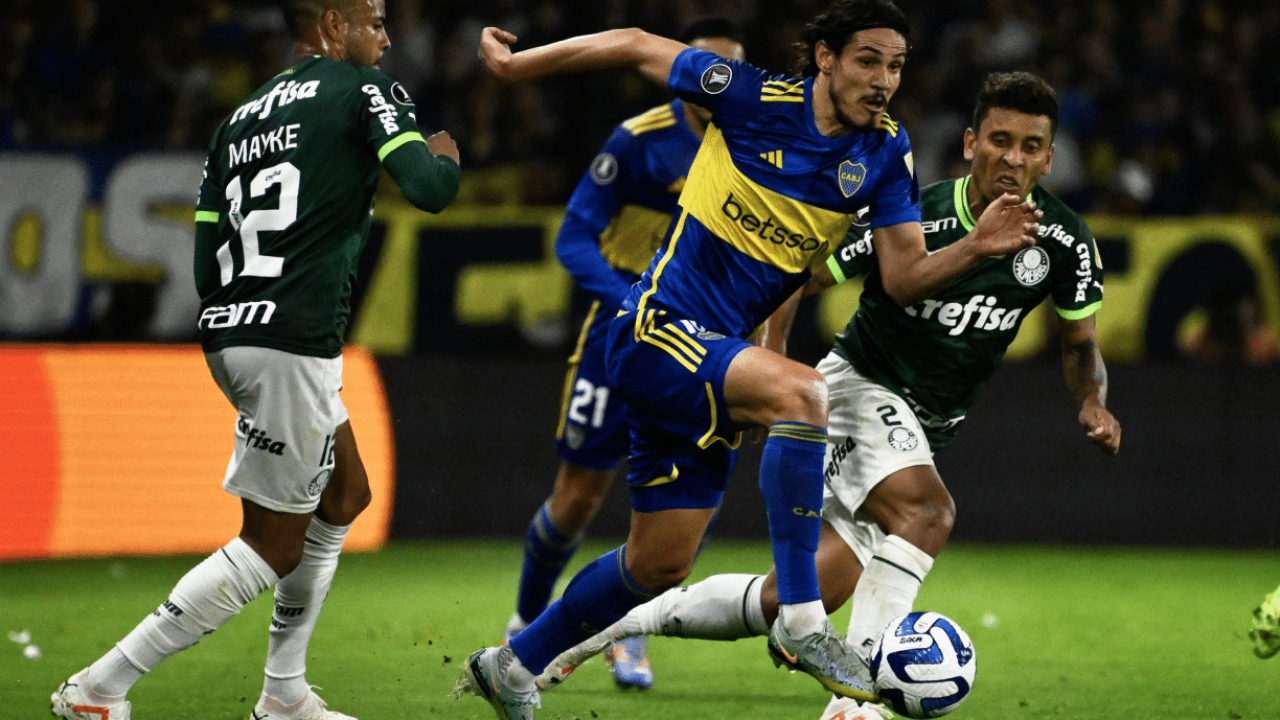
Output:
[869, 611, 976, 719]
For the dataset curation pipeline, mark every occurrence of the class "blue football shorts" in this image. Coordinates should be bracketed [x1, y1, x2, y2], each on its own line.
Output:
[605, 309, 748, 512]
[554, 302, 631, 471]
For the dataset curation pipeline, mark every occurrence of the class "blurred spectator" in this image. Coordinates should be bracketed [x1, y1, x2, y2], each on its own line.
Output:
[4, 0, 1280, 214]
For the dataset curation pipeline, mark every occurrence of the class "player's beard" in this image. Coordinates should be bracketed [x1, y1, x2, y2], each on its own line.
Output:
[830, 85, 884, 132]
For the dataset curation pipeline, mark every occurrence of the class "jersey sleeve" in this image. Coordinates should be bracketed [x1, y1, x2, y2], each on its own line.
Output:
[1050, 216, 1104, 320]
[864, 128, 921, 229]
[826, 220, 877, 284]
[666, 48, 767, 122]
[556, 125, 641, 309]
[356, 68, 426, 162]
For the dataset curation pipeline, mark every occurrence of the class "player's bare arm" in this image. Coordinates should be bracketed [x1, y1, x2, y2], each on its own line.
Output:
[871, 194, 1041, 306]
[479, 26, 687, 86]
[1058, 315, 1121, 454]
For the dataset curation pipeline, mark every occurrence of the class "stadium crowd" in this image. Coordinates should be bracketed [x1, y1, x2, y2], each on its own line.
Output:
[3, 0, 1279, 215]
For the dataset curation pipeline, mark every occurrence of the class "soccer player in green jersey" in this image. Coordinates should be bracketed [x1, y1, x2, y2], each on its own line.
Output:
[531, 71, 1122, 720]
[459, 3, 1044, 719]
[51, 2, 459, 720]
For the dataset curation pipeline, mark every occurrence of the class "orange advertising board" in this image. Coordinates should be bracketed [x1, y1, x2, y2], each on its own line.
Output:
[1, 344, 394, 560]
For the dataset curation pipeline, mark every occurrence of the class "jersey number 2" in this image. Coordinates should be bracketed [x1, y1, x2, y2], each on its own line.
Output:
[216, 161, 298, 286]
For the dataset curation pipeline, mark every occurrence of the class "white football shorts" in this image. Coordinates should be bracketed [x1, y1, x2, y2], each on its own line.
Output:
[817, 351, 935, 567]
[206, 346, 348, 514]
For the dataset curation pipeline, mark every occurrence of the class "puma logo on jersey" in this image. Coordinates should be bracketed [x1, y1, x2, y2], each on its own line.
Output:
[903, 294, 1023, 336]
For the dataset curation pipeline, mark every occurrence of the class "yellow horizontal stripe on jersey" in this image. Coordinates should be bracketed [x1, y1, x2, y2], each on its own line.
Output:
[599, 204, 673, 275]
[623, 106, 677, 135]
[878, 114, 900, 137]
[1056, 300, 1102, 321]
[679, 124, 851, 273]
[194, 210, 220, 224]
[377, 131, 425, 162]
[761, 80, 804, 102]
[768, 421, 827, 443]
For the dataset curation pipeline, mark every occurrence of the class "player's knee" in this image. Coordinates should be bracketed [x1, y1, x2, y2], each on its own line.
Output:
[901, 492, 956, 549]
[321, 485, 371, 526]
[629, 558, 693, 593]
[770, 365, 828, 425]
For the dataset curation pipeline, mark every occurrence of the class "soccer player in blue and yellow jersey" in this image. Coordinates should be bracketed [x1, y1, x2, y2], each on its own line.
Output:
[530, 71, 1123, 720]
[501, 18, 746, 692]
[459, 3, 1042, 718]
[52, 2, 459, 720]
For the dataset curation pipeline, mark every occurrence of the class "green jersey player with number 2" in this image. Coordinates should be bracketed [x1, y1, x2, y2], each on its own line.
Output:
[51, 2, 458, 720]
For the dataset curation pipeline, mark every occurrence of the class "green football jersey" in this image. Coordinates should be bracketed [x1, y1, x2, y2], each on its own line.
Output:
[194, 56, 426, 357]
[828, 176, 1104, 449]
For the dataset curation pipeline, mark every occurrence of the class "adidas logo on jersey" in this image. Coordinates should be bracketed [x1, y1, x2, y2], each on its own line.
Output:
[903, 294, 1023, 336]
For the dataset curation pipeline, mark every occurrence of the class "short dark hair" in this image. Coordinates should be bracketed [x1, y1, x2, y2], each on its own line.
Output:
[281, 0, 357, 38]
[972, 71, 1060, 140]
[792, 0, 911, 77]
[678, 16, 741, 45]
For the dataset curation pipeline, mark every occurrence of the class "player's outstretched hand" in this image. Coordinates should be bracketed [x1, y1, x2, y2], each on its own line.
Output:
[972, 193, 1043, 258]
[1078, 399, 1121, 455]
[427, 130, 460, 166]
[479, 27, 520, 80]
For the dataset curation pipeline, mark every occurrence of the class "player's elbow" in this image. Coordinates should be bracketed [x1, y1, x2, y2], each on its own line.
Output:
[882, 277, 924, 308]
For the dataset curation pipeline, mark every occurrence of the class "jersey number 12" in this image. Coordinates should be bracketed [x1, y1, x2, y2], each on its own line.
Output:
[216, 161, 298, 286]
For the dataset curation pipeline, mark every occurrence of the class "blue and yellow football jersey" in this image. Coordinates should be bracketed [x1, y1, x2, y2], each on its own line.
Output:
[558, 99, 702, 310]
[622, 48, 922, 338]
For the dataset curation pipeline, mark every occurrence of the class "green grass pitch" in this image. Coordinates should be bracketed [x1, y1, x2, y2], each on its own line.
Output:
[4, 540, 1278, 720]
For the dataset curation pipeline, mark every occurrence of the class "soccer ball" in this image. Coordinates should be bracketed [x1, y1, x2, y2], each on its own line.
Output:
[869, 611, 976, 719]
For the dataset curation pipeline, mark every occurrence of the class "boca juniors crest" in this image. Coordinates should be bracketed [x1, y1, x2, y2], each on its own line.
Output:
[838, 160, 866, 198]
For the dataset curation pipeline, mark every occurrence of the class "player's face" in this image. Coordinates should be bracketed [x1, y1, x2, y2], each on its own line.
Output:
[687, 36, 746, 126]
[342, 0, 390, 69]
[964, 107, 1055, 204]
[820, 28, 906, 133]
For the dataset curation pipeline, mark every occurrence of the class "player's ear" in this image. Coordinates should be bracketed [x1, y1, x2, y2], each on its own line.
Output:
[815, 40, 835, 74]
[962, 128, 976, 161]
[318, 8, 345, 52]
[1042, 143, 1054, 176]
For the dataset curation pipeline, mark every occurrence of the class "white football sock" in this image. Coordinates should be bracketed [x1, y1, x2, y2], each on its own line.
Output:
[90, 537, 277, 697]
[620, 573, 769, 639]
[778, 599, 827, 638]
[262, 517, 348, 706]
[847, 534, 933, 658]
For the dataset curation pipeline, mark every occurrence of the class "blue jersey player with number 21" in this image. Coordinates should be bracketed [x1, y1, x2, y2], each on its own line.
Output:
[459, 2, 1043, 719]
